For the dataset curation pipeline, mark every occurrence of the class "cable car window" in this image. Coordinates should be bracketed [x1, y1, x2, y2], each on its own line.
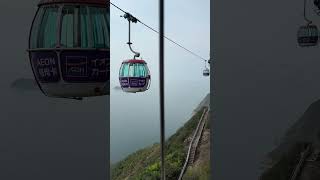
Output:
[104, 8, 110, 48]
[138, 64, 147, 77]
[60, 6, 109, 49]
[80, 6, 90, 48]
[61, 6, 77, 48]
[90, 7, 109, 49]
[124, 63, 145, 77]
[30, 7, 45, 49]
[34, 6, 59, 48]
[128, 64, 135, 77]
[120, 63, 129, 77]
[119, 64, 124, 77]
[133, 64, 139, 77]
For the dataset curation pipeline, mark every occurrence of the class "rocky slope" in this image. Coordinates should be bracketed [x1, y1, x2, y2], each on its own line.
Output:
[260, 99, 320, 180]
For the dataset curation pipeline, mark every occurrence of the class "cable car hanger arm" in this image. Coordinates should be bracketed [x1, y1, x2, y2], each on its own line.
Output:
[121, 12, 140, 59]
[304, 0, 313, 24]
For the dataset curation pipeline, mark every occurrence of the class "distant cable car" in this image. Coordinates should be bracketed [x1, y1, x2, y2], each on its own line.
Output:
[203, 68, 210, 76]
[297, 24, 319, 47]
[118, 12, 151, 93]
[28, 0, 110, 100]
[297, 0, 318, 47]
[119, 59, 151, 93]
[203, 60, 210, 77]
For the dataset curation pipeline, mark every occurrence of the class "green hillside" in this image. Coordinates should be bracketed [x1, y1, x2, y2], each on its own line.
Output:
[111, 107, 207, 180]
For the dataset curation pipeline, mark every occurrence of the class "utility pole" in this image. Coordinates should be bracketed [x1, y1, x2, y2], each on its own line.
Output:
[159, 0, 165, 179]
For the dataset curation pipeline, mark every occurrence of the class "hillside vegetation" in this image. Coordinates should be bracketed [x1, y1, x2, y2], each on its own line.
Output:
[111, 107, 207, 180]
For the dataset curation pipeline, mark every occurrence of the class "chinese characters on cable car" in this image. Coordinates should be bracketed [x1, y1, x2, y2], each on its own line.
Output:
[91, 57, 108, 77]
[64, 56, 107, 79]
[38, 58, 59, 79]
[130, 78, 146, 87]
[120, 78, 129, 88]
[32, 51, 60, 82]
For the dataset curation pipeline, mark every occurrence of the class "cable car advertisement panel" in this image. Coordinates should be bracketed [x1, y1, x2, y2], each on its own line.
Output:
[130, 78, 146, 87]
[30, 51, 60, 83]
[119, 78, 129, 88]
[60, 50, 109, 83]
[119, 77, 146, 88]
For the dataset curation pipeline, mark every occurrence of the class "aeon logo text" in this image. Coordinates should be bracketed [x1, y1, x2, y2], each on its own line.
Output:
[37, 58, 56, 66]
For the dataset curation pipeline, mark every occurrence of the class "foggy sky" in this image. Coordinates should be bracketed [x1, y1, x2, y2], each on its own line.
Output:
[110, 0, 210, 163]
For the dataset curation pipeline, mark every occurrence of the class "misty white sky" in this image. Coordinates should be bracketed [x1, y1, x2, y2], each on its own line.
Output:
[109, 0, 210, 162]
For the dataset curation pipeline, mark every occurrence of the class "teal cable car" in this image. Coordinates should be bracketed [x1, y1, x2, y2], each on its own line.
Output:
[28, 0, 110, 100]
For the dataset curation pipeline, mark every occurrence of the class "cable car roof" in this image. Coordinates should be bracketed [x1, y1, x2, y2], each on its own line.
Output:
[38, 0, 109, 6]
[122, 59, 147, 64]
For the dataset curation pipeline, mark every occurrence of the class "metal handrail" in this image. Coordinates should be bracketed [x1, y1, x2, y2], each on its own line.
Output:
[290, 144, 312, 180]
[178, 108, 208, 180]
